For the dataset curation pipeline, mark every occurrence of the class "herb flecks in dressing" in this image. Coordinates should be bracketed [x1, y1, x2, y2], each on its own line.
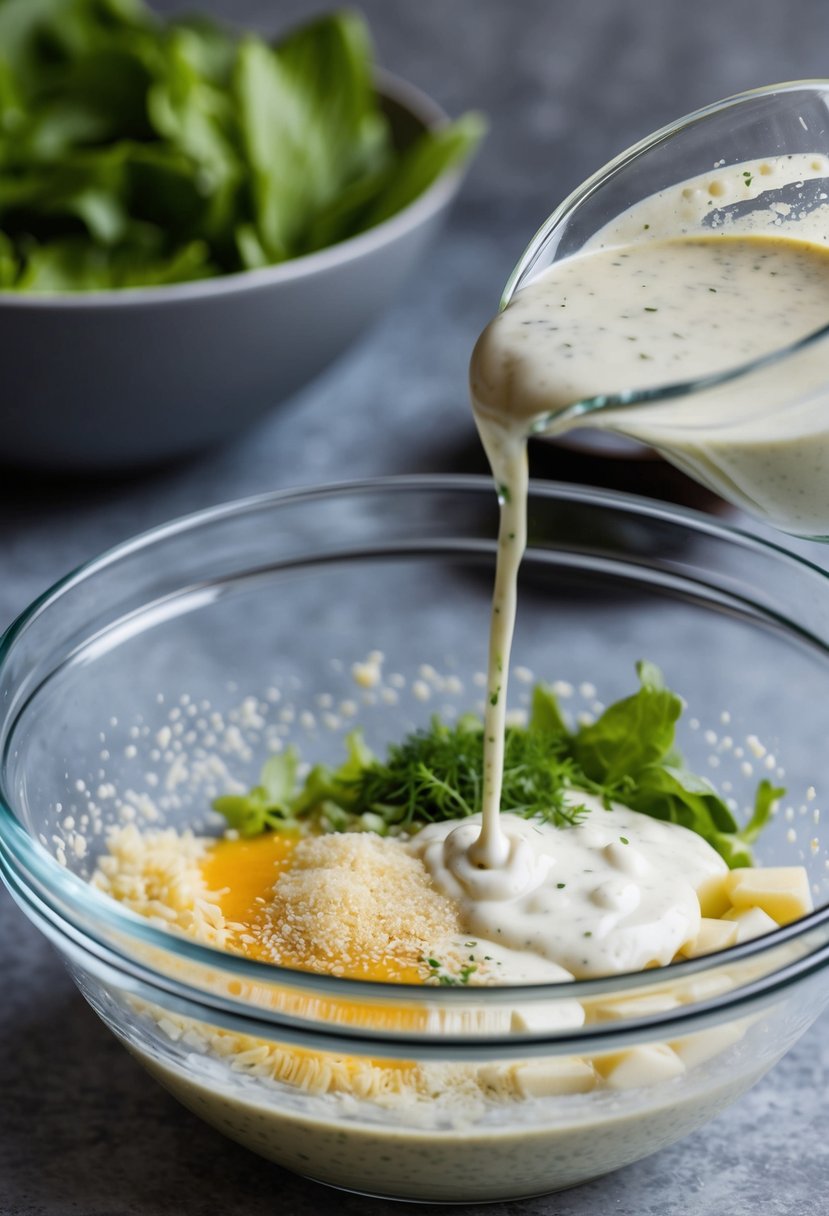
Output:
[412, 804, 726, 977]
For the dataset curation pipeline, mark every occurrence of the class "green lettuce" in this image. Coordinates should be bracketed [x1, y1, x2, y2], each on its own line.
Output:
[0, 2, 483, 291]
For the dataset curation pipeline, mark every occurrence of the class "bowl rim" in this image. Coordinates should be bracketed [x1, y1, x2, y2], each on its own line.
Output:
[0, 69, 462, 311]
[1, 474, 828, 1042]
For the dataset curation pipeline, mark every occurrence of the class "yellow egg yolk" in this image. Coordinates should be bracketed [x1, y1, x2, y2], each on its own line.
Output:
[200, 833, 424, 984]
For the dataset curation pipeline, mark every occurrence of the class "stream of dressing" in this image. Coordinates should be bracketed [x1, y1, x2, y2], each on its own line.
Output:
[419, 155, 829, 965]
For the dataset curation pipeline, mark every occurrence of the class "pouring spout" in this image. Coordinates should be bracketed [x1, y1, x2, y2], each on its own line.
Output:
[527, 395, 624, 438]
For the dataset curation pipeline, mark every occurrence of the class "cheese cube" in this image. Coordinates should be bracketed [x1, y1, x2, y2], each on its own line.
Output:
[586, 992, 681, 1022]
[724, 867, 813, 925]
[678, 917, 739, 958]
[509, 1000, 585, 1033]
[670, 1020, 746, 1068]
[512, 1057, 596, 1097]
[695, 872, 731, 918]
[722, 905, 779, 942]
[594, 1044, 685, 1089]
[675, 972, 735, 1003]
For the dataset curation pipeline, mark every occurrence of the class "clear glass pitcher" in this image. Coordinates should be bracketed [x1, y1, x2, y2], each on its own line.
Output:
[500, 81, 829, 539]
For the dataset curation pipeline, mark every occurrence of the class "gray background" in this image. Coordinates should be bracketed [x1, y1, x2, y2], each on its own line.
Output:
[1, 2, 828, 1214]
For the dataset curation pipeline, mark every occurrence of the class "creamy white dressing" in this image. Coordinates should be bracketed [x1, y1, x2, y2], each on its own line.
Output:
[437, 235, 761, 968]
[431, 933, 577, 986]
[471, 235, 829, 427]
[471, 420, 528, 870]
[471, 233, 829, 535]
[451, 153, 829, 963]
[411, 803, 725, 978]
[473, 151, 829, 537]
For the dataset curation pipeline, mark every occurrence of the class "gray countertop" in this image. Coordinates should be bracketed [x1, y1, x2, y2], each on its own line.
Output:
[1, 2, 828, 1213]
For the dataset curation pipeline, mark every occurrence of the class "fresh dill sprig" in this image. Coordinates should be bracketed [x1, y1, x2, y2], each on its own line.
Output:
[343, 716, 606, 830]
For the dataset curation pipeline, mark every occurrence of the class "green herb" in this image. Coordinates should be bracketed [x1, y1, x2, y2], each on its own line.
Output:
[213, 662, 779, 866]
[0, 3, 483, 291]
[419, 955, 476, 985]
[345, 713, 600, 830]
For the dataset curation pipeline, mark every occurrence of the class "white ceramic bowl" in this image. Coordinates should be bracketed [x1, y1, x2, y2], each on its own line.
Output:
[0, 75, 467, 471]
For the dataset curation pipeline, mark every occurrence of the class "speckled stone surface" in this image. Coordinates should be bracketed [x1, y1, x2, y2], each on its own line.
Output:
[1, 2, 829, 1213]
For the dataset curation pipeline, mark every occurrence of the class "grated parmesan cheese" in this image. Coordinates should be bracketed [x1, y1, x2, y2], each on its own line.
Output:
[259, 834, 460, 972]
[91, 825, 238, 949]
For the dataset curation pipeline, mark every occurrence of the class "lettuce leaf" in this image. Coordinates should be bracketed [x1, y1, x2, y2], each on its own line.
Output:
[15, 233, 213, 290]
[572, 660, 683, 785]
[364, 113, 486, 227]
[0, 4, 483, 291]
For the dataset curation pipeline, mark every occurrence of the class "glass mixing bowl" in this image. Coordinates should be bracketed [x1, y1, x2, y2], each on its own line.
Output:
[1, 477, 828, 1203]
